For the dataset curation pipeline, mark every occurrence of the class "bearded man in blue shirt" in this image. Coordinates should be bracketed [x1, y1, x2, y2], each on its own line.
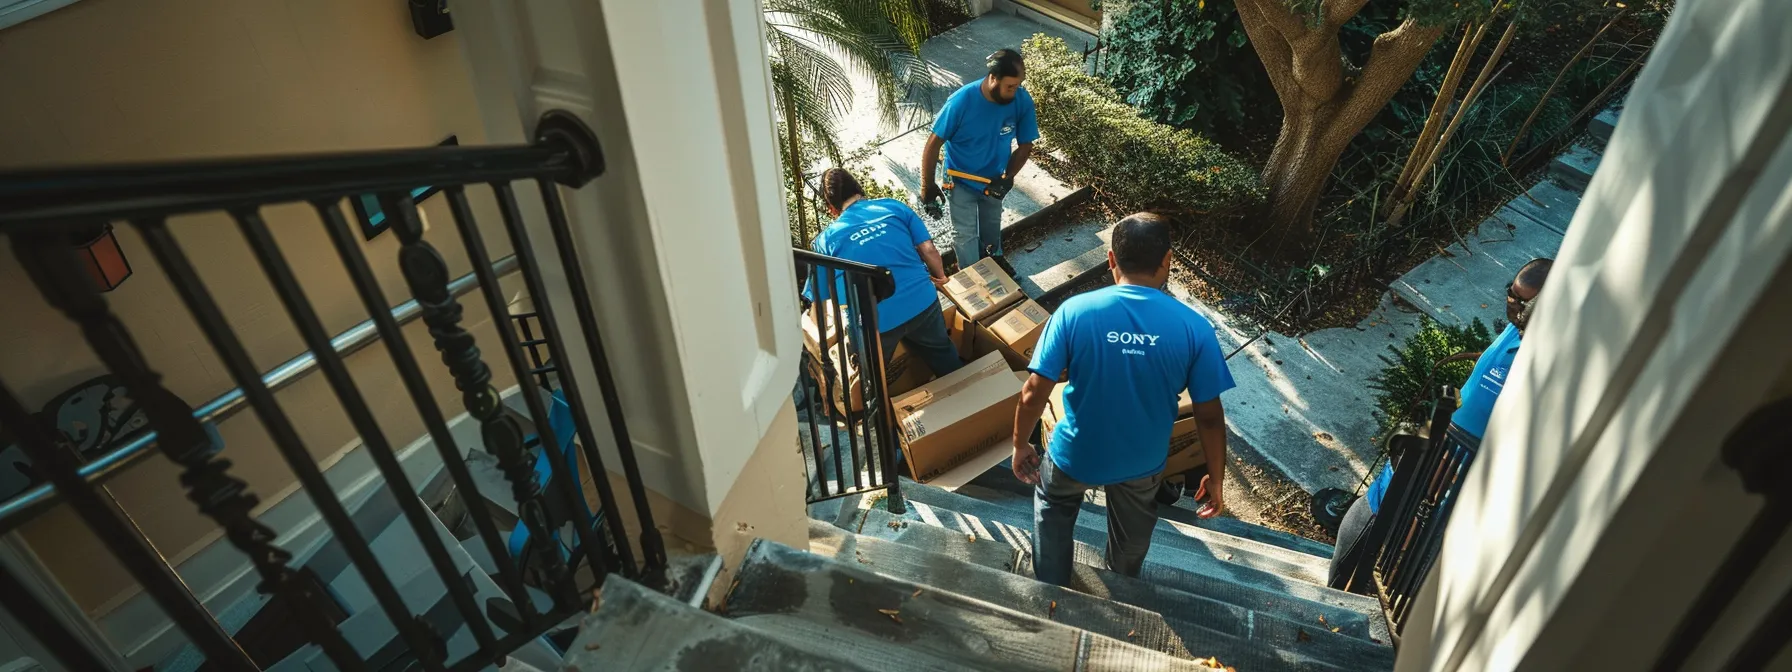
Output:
[920, 48, 1038, 266]
[1009, 213, 1237, 586]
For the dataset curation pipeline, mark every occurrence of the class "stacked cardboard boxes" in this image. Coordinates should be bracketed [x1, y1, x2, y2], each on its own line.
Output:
[891, 352, 1026, 484]
[802, 303, 934, 415]
[940, 259, 1052, 373]
[942, 258, 1023, 322]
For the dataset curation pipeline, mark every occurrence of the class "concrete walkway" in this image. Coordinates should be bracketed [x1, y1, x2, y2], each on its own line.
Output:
[1171, 116, 1617, 494]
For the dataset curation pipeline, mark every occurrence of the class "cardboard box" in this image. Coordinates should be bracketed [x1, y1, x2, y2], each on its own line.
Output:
[1039, 387, 1207, 478]
[943, 257, 1024, 322]
[805, 341, 934, 415]
[801, 300, 845, 359]
[984, 299, 1050, 370]
[892, 352, 1025, 482]
[1165, 391, 1207, 477]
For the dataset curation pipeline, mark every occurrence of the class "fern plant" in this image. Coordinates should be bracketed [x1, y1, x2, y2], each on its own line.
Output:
[1366, 316, 1499, 442]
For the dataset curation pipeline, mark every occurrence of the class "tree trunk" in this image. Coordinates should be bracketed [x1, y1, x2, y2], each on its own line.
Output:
[1261, 109, 1352, 245]
[781, 88, 811, 248]
[1234, 0, 1446, 246]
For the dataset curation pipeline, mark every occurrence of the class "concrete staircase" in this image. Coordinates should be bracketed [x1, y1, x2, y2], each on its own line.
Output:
[571, 479, 1395, 671]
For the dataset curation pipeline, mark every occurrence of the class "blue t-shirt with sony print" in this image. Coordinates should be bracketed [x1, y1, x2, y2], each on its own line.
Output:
[1028, 284, 1235, 485]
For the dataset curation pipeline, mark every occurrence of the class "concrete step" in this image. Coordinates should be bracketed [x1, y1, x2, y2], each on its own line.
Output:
[722, 539, 1227, 671]
[811, 520, 1389, 670]
[1503, 179, 1583, 236]
[851, 505, 1390, 646]
[948, 468, 1337, 560]
[565, 575, 872, 671]
[1588, 106, 1621, 144]
[1006, 215, 1113, 301]
[893, 478, 1333, 585]
[280, 493, 563, 671]
[1548, 142, 1603, 191]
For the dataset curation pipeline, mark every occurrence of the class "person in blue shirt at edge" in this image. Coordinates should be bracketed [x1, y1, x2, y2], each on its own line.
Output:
[1008, 213, 1237, 587]
[919, 48, 1038, 267]
[1326, 258, 1554, 584]
[805, 168, 964, 380]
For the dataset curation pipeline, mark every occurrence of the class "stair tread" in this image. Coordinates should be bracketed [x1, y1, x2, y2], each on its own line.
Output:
[566, 575, 871, 671]
[897, 479, 1333, 586]
[725, 539, 1231, 671]
[1549, 142, 1603, 190]
[812, 520, 1390, 670]
[851, 506, 1392, 648]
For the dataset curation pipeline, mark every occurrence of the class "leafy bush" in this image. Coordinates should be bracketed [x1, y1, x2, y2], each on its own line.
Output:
[1366, 317, 1499, 441]
[1097, 0, 1276, 137]
[1023, 34, 1263, 215]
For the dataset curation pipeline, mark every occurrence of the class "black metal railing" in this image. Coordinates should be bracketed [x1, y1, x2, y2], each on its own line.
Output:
[0, 110, 664, 671]
[793, 249, 905, 515]
[1332, 384, 1471, 638]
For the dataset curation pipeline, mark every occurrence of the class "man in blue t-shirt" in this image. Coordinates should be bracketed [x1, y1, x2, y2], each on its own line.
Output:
[1328, 258, 1553, 585]
[1009, 213, 1236, 586]
[804, 168, 962, 378]
[920, 48, 1039, 266]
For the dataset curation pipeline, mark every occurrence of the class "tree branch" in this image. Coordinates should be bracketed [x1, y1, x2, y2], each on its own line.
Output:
[1235, 0, 1303, 106]
[1329, 18, 1445, 146]
[1323, 0, 1371, 28]
[1235, 0, 1308, 40]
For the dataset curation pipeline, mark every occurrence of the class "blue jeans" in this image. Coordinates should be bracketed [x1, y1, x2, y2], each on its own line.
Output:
[880, 303, 963, 378]
[1032, 455, 1161, 587]
[949, 184, 1004, 264]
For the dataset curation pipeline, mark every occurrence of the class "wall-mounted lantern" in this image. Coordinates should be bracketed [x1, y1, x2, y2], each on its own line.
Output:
[73, 223, 131, 292]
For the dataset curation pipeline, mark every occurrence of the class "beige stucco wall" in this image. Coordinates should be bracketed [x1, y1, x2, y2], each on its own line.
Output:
[0, 0, 520, 613]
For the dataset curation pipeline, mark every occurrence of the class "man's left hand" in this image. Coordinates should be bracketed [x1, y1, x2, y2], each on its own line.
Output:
[986, 175, 1014, 200]
[1195, 474, 1225, 518]
[932, 274, 951, 288]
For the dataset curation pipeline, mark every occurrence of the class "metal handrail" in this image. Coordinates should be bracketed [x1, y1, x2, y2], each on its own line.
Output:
[0, 254, 519, 533]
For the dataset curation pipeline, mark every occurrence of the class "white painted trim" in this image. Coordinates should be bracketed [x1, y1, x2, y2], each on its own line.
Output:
[0, 535, 129, 670]
[95, 388, 516, 669]
[0, 0, 79, 31]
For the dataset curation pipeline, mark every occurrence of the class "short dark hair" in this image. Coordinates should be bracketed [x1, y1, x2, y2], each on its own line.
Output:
[819, 168, 866, 211]
[987, 49, 1024, 79]
[1111, 212, 1173, 274]
[1514, 258, 1553, 292]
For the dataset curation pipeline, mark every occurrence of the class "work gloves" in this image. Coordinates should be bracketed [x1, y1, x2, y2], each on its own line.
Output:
[920, 182, 944, 219]
[985, 175, 1014, 200]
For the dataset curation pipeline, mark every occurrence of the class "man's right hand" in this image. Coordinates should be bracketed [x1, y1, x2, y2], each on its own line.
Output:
[1012, 441, 1041, 485]
[921, 182, 943, 207]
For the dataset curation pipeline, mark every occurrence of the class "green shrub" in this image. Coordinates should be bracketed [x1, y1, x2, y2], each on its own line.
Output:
[1022, 34, 1263, 215]
[1365, 317, 1499, 441]
[1097, 0, 1275, 137]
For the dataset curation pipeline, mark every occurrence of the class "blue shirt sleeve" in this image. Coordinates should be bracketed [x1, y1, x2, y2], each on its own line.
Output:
[1016, 89, 1040, 145]
[1184, 319, 1236, 403]
[932, 95, 961, 141]
[903, 204, 932, 244]
[1028, 312, 1069, 380]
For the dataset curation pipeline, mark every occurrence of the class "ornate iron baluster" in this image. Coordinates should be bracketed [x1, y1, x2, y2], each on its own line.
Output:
[12, 233, 364, 670]
[383, 194, 576, 606]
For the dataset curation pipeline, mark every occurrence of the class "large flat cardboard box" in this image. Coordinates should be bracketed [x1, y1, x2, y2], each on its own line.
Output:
[943, 257, 1023, 322]
[893, 352, 1025, 482]
[984, 299, 1050, 370]
[805, 341, 933, 415]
